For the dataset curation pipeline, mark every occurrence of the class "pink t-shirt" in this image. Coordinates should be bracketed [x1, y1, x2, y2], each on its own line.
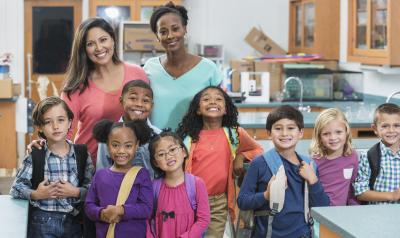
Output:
[61, 63, 148, 164]
[314, 150, 359, 206]
[147, 177, 210, 238]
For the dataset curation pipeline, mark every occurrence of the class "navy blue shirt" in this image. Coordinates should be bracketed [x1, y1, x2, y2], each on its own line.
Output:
[237, 153, 330, 238]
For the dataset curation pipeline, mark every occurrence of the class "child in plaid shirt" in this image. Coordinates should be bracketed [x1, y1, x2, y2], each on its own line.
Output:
[354, 103, 400, 204]
[10, 96, 94, 238]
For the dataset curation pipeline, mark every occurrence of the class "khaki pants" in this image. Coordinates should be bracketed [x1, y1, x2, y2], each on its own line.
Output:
[205, 193, 228, 238]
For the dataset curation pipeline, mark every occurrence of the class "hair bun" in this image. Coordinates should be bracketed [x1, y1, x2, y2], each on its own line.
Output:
[162, 127, 172, 133]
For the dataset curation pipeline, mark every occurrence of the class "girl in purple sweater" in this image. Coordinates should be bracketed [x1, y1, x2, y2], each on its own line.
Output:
[85, 119, 153, 238]
[310, 108, 359, 206]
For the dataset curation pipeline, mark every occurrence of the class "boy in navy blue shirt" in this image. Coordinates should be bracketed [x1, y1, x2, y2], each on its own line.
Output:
[237, 105, 329, 238]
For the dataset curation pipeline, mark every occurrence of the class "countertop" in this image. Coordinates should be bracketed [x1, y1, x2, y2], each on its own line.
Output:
[239, 111, 373, 129]
[237, 94, 390, 129]
[235, 94, 394, 110]
[0, 195, 29, 237]
[311, 204, 400, 238]
[257, 139, 378, 155]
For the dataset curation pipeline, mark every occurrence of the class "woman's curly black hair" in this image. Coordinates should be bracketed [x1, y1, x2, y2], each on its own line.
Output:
[176, 86, 239, 146]
[148, 130, 188, 178]
[93, 119, 153, 145]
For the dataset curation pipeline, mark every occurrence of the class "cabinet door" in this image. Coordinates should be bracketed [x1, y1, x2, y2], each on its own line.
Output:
[348, 0, 391, 64]
[24, 0, 82, 104]
[0, 102, 17, 169]
[355, 0, 368, 49]
[370, 0, 388, 50]
[303, 2, 315, 48]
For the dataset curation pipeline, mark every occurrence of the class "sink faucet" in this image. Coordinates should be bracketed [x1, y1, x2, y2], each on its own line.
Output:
[283, 76, 310, 112]
[386, 90, 400, 103]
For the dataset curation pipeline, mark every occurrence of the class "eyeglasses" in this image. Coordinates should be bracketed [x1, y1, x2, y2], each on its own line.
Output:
[155, 146, 182, 160]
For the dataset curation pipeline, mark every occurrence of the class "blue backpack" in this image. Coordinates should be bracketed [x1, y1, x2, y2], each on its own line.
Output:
[150, 173, 197, 236]
[261, 149, 317, 238]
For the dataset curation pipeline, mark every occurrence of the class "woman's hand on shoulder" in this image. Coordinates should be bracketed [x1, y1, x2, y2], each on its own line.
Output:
[26, 139, 46, 154]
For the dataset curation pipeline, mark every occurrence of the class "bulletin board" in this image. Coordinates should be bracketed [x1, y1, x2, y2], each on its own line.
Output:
[120, 21, 164, 52]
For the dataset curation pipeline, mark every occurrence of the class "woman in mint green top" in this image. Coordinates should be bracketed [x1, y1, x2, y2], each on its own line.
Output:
[144, 2, 222, 130]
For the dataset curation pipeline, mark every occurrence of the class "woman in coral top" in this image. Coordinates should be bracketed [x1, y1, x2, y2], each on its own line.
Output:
[60, 18, 148, 164]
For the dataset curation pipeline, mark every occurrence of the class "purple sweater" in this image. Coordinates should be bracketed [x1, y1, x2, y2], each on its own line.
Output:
[314, 151, 359, 206]
[85, 168, 153, 238]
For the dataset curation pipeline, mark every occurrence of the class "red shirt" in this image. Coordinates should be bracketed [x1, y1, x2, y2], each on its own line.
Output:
[191, 128, 230, 195]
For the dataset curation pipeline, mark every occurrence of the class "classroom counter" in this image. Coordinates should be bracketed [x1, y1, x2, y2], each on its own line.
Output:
[236, 94, 393, 139]
[257, 139, 378, 155]
[0, 195, 29, 237]
[311, 204, 400, 238]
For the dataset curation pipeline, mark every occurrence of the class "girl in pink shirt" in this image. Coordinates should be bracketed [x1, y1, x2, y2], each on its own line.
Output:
[310, 108, 359, 206]
[147, 131, 210, 238]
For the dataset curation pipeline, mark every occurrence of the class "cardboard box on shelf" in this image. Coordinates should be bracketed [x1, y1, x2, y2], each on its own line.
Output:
[124, 27, 163, 52]
[0, 80, 13, 98]
[245, 27, 286, 55]
[230, 60, 255, 92]
[12, 83, 21, 96]
[255, 61, 283, 97]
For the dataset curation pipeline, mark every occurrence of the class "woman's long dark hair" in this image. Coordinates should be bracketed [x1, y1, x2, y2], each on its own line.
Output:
[176, 86, 239, 146]
[63, 18, 121, 99]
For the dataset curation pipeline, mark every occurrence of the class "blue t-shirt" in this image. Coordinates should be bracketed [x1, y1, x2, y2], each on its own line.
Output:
[143, 56, 222, 130]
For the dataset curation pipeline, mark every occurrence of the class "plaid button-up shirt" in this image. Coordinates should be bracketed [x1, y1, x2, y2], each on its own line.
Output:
[10, 141, 94, 214]
[354, 141, 400, 204]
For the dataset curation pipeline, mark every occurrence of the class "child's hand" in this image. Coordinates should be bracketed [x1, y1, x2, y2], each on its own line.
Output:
[55, 180, 80, 199]
[263, 176, 276, 201]
[392, 188, 400, 201]
[298, 161, 318, 185]
[31, 179, 58, 200]
[100, 205, 124, 223]
[26, 139, 45, 154]
[233, 154, 245, 177]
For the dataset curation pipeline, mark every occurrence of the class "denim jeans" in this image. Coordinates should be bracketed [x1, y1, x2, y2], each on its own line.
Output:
[28, 209, 82, 238]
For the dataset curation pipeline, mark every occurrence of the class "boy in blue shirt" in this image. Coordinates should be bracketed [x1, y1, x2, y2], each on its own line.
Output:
[237, 105, 329, 238]
[354, 103, 400, 204]
[96, 80, 161, 179]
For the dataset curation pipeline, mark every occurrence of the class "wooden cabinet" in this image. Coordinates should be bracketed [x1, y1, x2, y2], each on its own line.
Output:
[289, 0, 340, 60]
[89, 0, 182, 21]
[347, 0, 400, 65]
[0, 102, 17, 169]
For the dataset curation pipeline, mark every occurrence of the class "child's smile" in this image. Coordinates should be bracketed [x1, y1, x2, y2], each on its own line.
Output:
[197, 88, 226, 118]
[107, 127, 138, 170]
[122, 87, 153, 121]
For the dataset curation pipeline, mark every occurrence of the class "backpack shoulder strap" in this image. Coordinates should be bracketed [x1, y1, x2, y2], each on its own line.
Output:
[183, 136, 192, 152]
[30, 147, 46, 190]
[107, 166, 142, 238]
[153, 178, 162, 205]
[223, 127, 239, 158]
[184, 173, 197, 211]
[298, 154, 317, 174]
[73, 144, 88, 187]
[367, 142, 381, 190]
[262, 149, 283, 175]
[151, 178, 163, 236]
